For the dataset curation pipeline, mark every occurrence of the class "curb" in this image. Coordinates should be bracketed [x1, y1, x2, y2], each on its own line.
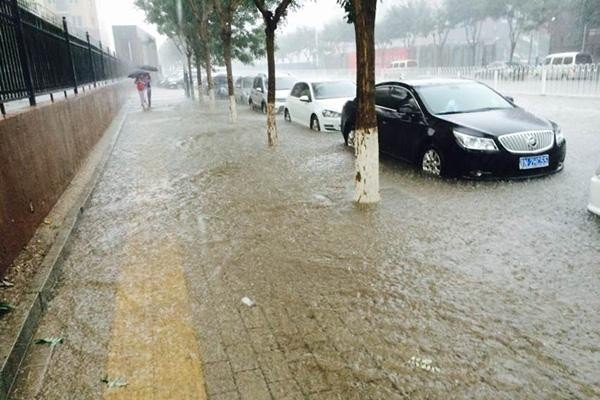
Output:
[0, 103, 130, 400]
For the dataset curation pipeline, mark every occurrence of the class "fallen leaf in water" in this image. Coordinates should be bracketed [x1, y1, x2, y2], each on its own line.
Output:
[241, 296, 256, 307]
[102, 376, 128, 388]
[407, 356, 440, 373]
[0, 279, 14, 288]
[35, 337, 64, 347]
[0, 301, 13, 315]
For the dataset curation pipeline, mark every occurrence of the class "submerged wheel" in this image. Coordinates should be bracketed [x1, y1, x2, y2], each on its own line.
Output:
[284, 109, 291, 122]
[345, 130, 355, 147]
[421, 148, 443, 177]
[249, 99, 254, 110]
[261, 102, 267, 114]
[310, 115, 321, 132]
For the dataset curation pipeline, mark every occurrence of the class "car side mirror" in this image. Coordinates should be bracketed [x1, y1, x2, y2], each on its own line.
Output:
[299, 95, 311, 102]
[397, 106, 423, 123]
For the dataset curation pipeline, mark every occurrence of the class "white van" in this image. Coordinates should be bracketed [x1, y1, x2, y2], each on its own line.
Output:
[544, 52, 593, 66]
[390, 60, 418, 69]
[543, 52, 594, 79]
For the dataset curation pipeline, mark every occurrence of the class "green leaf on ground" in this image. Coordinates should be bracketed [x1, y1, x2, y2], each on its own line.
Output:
[101, 376, 128, 388]
[35, 337, 64, 347]
[0, 301, 13, 315]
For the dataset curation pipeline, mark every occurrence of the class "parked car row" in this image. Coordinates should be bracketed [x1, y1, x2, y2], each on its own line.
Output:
[217, 73, 599, 214]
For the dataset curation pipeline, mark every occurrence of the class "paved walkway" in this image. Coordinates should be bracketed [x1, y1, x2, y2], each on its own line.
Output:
[9, 89, 600, 399]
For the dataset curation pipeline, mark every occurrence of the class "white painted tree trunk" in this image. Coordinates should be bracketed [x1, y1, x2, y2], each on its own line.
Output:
[266, 103, 278, 146]
[354, 127, 380, 204]
[198, 85, 205, 103]
[229, 95, 237, 123]
[208, 89, 215, 111]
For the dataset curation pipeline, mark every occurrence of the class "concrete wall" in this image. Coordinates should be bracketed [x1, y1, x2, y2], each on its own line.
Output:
[0, 82, 129, 277]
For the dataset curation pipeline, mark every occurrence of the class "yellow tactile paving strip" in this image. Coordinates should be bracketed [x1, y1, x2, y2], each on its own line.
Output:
[103, 240, 207, 399]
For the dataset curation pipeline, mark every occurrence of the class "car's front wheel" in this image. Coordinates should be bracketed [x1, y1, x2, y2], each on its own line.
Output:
[421, 147, 444, 177]
[310, 115, 321, 132]
[343, 129, 355, 147]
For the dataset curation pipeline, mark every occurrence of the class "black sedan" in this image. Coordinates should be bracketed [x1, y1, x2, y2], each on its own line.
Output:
[341, 79, 566, 178]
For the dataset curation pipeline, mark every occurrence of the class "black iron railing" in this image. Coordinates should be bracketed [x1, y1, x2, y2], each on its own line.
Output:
[0, 0, 129, 115]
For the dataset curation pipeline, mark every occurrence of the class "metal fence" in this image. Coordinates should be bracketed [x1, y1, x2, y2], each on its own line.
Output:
[379, 64, 600, 98]
[0, 0, 129, 115]
[279, 64, 600, 98]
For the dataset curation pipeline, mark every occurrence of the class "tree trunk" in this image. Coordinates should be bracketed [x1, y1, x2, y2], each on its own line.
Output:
[187, 51, 195, 100]
[195, 54, 204, 102]
[265, 25, 277, 146]
[352, 0, 379, 204]
[199, 22, 215, 109]
[222, 25, 237, 122]
[509, 40, 517, 63]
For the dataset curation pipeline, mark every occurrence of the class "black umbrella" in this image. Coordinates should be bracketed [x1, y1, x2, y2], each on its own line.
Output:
[128, 69, 149, 79]
[138, 65, 159, 72]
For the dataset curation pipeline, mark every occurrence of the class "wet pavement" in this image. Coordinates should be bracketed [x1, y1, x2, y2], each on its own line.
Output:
[9, 89, 600, 399]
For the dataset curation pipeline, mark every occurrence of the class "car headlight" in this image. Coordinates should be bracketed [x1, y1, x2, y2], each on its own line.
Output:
[453, 129, 499, 152]
[322, 110, 341, 118]
[554, 126, 565, 145]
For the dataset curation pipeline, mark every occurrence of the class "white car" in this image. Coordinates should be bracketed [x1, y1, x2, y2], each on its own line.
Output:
[249, 74, 295, 114]
[588, 164, 600, 216]
[284, 80, 356, 132]
[235, 76, 254, 105]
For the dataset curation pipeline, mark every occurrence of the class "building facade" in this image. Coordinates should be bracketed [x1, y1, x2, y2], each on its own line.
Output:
[30, 0, 101, 41]
[112, 25, 159, 68]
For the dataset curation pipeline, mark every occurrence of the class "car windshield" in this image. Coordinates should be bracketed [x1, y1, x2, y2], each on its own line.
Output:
[311, 81, 356, 100]
[276, 77, 295, 90]
[415, 82, 513, 115]
[576, 54, 592, 64]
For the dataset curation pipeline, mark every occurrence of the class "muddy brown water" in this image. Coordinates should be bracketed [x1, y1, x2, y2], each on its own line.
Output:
[9, 90, 600, 399]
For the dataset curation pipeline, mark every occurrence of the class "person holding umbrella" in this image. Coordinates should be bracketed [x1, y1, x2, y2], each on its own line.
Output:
[134, 75, 147, 110]
[144, 73, 152, 108]
[129, 66, 158, 111]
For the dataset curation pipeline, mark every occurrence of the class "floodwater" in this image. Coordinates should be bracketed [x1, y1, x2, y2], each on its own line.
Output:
[10, 89, 600, 399]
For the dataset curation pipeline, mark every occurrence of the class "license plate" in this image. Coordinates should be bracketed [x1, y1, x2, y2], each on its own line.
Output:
[519, 154, 549, 170]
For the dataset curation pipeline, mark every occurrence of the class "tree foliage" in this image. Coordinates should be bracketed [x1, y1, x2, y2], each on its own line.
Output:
[376, 1, 433, 47]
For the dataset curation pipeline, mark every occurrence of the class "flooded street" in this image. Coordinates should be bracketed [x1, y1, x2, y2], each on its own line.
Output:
[10, 89, 600, 399]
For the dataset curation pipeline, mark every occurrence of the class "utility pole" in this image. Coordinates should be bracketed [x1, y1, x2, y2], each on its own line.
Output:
[581, 24, 588, 52]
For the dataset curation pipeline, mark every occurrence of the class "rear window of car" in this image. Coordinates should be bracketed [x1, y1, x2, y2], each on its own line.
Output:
[552, 57, 562, 65]
[312, 81, 355, 100]
[576, 53, 593, 64]
[276, 77, 296, 90]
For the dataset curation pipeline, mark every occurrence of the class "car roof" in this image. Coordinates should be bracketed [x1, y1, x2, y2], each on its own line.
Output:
[298, 79, 354, 84]
[545, 52, 590, 58]
[379, 78, 476, 87]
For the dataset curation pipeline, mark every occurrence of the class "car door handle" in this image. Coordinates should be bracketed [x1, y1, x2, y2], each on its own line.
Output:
[382, 120, 388, 125]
